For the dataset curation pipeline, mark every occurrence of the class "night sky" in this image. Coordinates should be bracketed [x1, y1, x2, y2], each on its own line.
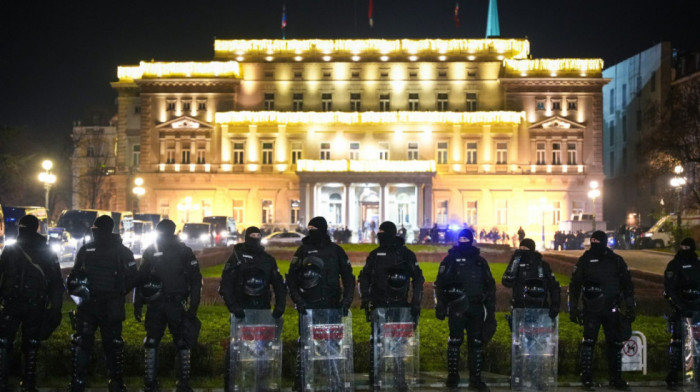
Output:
[1, 0, 698, 151]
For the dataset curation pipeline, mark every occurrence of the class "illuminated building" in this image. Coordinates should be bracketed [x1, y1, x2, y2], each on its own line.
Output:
[104, 37, 608, 244]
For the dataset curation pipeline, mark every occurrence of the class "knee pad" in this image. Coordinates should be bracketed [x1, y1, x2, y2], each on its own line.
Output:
[111, 337, 125, 349]
[71, 333, 94, 350]
[581, 338, 596, 348]
[468, 337, 483, 349]
[23, 338, 40, 350]
[143, 337, 159, 349]
[448, 336, 464, 348]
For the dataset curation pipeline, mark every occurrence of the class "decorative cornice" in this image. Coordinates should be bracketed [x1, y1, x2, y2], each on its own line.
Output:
[500, 78, 611, 87]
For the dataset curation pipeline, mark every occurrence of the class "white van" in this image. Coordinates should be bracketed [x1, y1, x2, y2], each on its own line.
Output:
[643, 210, 700, 248]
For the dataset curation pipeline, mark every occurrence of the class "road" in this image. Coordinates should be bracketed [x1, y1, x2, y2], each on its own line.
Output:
[545, 249, 673, 276]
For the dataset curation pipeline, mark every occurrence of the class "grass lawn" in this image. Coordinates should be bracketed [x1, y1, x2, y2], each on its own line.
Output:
[202, 259, 571, 285]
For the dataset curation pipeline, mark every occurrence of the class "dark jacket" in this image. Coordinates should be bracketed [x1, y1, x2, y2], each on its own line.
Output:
[569, 246, 635, 313]
[68, 233, 137, 299]
[135, 235, 202, 310]
[664, 249, 700, 312]
[219, 242, 286, 313]
[287, 233, 355, 310]
[502, 249, 561, 311]
[434, 245, 496, 314]
[0, 232, 64, 311]
[358, 237, 424, 308]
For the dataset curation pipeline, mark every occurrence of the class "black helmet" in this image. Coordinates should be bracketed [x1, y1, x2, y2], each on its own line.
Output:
[299, 256, 324, 290]
[523, 279, 546, 299]
[243, 268, 267, 296]
[66, 274, 90, 305]
[140, 277, 163, 303]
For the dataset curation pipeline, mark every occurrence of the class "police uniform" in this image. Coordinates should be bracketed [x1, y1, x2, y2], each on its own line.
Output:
[434, 229, 495, 392]
[569, 231, 635, 391]
[66, 216, 137, 392]
[219, 226, 286, 392]
[134, 220, 202, 392]
[358, 221, 425, 389]
[0, 215, 63, 392]
[664, 238, 700, 390]
[287, 217, 355, 392]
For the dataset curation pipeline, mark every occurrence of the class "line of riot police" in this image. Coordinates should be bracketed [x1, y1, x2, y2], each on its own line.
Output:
[4, 212, 700, 392]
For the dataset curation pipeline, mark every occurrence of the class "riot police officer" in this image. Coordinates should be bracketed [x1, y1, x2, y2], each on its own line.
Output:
[219, 226, 286, 391]
[502, 238, 561, 319]
[66, 215, 137, 392]
[0, 215, 63, 392]
[358, 221, 425, 388]
[434, 229, 496, 392]
[134, 219, 203, 392]
[569, 230, 635, 391]
[287, 216, 355, 392]
[664, 238, 700, 390]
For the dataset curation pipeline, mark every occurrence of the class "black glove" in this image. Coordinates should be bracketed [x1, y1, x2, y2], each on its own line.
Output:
[342, 306, 350, 317]
[233, 309, 245, 319]
[272, 308, 284, 319]
[549, 307, 559, 320]
[569, 308, 583, 325]
[435, 304, 446, 321]
[134, 306, 143, 323]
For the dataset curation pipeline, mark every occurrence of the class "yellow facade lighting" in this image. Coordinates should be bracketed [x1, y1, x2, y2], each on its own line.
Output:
[216, 111, 524, 125]
[296, 159, 436, 173]
[117, 61, 240, 81]
[503, 58, 604, 75]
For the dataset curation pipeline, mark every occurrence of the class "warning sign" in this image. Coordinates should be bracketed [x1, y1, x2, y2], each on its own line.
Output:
[621, 331, 647, 374]
[623, 340, 638, 357]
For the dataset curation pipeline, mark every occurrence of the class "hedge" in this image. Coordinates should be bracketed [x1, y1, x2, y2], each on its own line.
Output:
[4, 303, 673, 387]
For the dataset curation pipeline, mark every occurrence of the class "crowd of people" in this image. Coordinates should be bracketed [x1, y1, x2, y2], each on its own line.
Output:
[1, 213, 699, 391]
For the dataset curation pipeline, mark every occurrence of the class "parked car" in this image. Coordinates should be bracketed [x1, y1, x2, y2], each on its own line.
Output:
[202, 216, 238, 246]
[47, 227, 77, 263]
[179, 223, 213, 251]
[261, 231, 305, 246]
[582, 230, 617, 249]
[127, 220, 155, 255]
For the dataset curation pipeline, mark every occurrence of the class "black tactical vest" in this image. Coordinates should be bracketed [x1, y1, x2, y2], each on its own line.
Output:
[82, 243, 123, 295]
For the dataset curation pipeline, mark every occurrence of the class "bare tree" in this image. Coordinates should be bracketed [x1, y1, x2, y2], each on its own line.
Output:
[72, 126, 116, 209]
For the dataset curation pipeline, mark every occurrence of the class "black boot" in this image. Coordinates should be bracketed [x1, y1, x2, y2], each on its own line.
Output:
[368, 334, 376, 390]
[176, 349, 192, 392]
[467, 345, 490, 392]
[446, 344, 461, 389]
[293, 339, 303, 392]
[106, 339, 127, 392]
[608, 342, 630, 391]
[394, 356, 408, 392]
[144, 346, 159, 392]
[666, 339, 682, 390]
[0, 339, 10, 392]
[580, 341, 595, 391]
[68, 339, 91, 392]
[20, 341, 40, 392]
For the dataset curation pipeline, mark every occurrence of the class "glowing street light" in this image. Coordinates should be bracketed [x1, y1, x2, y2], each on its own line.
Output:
[132, 177, 146, 212]
[38, 160, 56, 219]
[588, 181, 601, 231]
[670, 165, 687, 247]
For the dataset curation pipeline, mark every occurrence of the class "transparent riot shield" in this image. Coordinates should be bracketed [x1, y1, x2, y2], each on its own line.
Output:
[511, 308, 558, 391]
[682, 312, 700, 389]
[229, 310, 283, 392]
[372, 307, 419, 391]
[300, 308, 354, 391]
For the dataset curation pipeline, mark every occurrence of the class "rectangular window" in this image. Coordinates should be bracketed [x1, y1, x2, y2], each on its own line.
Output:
[262, 142, 273, 165]
[610, 151, 615, 177]
[349, 142, 360, 160]
[322, 70, 331, 79]
[437, 200, 448, 225]
[197, 100, 207, 111]
[551, 99, 561, 111]
[378, 142, 389, 160]
[321, 93, 332, 111]
[496, 142, 508, 164]
[551, 142, 561, 165]
[536, 142, 546, 165]
[351, 71, 360, 79]
[350, 93, 361, 111]
[437, 93, 449, 111]
[293, 71, 303, 80]
[264, 71, 273, 79]
[567, 99, 577, 110]
[166, 143, 176, 164]
[571, 201, 584, 218]
[233, 142, 245, 164]
[291, 142, 302, 164]
[380, 71, 389, 79]
[407, 142, 419, 160]
[232, 200, 244, 224]
[552, 201, 561, 225]
[320, 142, 331, 160]
[292, 93, 304, 111]
[622, 115, 627, 142]
[609, 88, 615, 114]
[495, 200, 508, 225]
[466, 142, 477, 164]
[132, 144, 140, 167]
[181, 143, 191, 164]
[86, 145, 95, 157]
[466, 93, 478, 111]
[650, 71, 656, 92]
[437, 142, 448, 164]
[134, 105, 141, 114]
[182, 101, 191, 112]
[408, 93, 419, 111]
[167, 101, 176, 111]
[196, 144, 206, 164]
[438, 69, 448, 79]
[622, 84, 627, 106]
[290, 200, 300, 224]
[264, 93, 275, 110]
[379, 94, 390, 112]
[465, 201, 477, 226]
[536, 99, 545, 111]
[609, 121, 615, 146]
[262, 200, 273, 224]
[636, 110, 642, 131]
[409, 71, 418, 79]
[567, 142, 577, 165]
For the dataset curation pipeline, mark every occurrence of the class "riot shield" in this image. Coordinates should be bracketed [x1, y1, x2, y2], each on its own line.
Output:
[229, 310, 283, 392]
[300, 308, 354, 391]
[511, 308, 558, 391]
[682, 312, 700, 389]
[372, 307, 419, 391]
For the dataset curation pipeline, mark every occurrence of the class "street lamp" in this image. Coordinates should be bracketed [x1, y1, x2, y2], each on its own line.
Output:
[588, 181, 601, 231]
[132, 177, 145, 213]
[38, 160, 56, 219]
[670, 165, 687, 247]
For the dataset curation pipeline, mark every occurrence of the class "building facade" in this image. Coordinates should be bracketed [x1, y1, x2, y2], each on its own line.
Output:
[101, 38, 607, 244]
